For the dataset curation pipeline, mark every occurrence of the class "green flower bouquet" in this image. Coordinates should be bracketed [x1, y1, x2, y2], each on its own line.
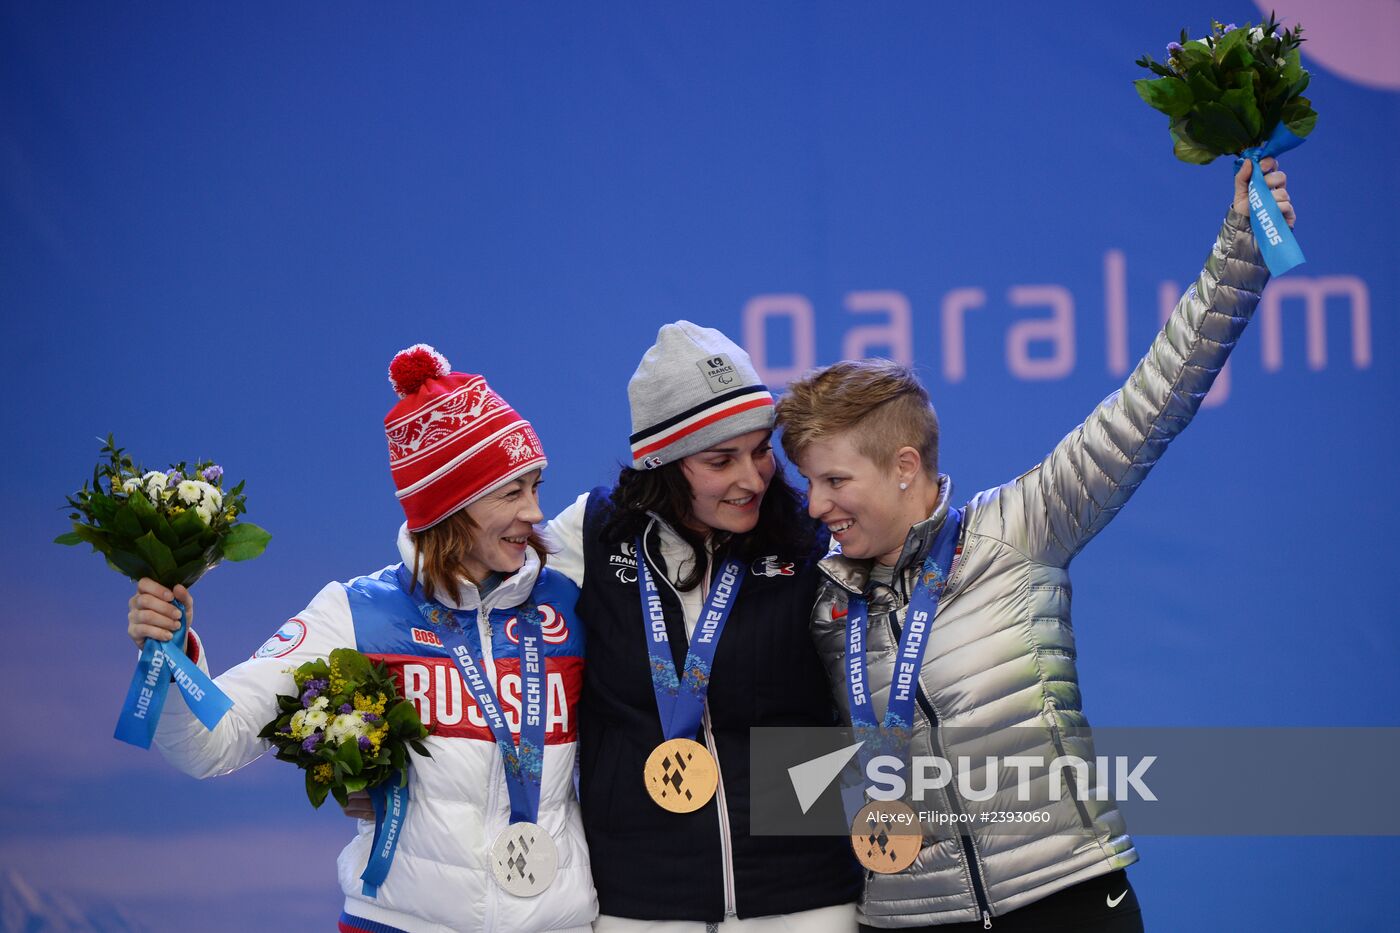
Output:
[57, 435, 271, 748]
[56, 435, 270, 588]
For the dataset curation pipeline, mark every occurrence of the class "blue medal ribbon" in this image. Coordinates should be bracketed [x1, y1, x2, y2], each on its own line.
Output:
[635, 539, 745, 742]
[1235, 122, 1307, 276]
[114, 599, 234, 749]
[844, 510, 962, 813]
[371, 569, 549, 896]
[360, 773, 409, 898]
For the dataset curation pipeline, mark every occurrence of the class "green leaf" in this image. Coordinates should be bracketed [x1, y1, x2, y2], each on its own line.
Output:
[1190, 101, 1253, 153]
[343, 775, 369, 793]
[1186, 69, 1221, 103]
[68, 523, 111, 552]
[220, 522, 271, 561]
[90, 494, 118, 525]
[409, 739, 432, 758]
[1282, 96, 1317, 137]
[154, 513, 179, 548]
[1219, 86, 1262, 140]
[112, 503, 143, 540]
[174, 559, 213, 589]
[106, 548, 155, 580]
[336, 739, 363, 774]
[132, 530, 178, 583]
[54, 531, 84, 546]
[172, 539, 206, 564]
[1134, 77, 1194, 117]
[330, 647, 373, 685]
[170, 508, 208, 542]
[1180, 41, 1213, 66]
[306, 769, 330, 808]
[127, 489, 162, 532]
[386, 698, 427, 734]
[1213, 28, 1250, 69]
[1170, 126, 1219, 165]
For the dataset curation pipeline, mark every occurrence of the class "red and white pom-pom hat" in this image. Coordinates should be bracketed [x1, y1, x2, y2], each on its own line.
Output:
[384, 344, 547, 532]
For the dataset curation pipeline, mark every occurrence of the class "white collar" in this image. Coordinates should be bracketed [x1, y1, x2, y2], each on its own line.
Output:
[395, 522, 541, 612]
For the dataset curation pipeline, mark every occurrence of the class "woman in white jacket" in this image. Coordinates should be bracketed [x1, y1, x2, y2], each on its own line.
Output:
[125, 345, 598, 933]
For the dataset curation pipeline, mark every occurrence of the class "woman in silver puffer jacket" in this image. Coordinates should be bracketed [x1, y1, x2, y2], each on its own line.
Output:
[774, 158, 1294, 931]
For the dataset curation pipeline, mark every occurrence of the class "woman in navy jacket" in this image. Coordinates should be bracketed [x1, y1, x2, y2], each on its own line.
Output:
[545, 322, 860, 931]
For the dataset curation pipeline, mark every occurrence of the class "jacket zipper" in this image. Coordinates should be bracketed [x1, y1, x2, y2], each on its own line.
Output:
[1042, 696, 1095, 832]
[886, 591, 993, 928]
[703, 703, 737, 915]
[644, 527, 738, 917]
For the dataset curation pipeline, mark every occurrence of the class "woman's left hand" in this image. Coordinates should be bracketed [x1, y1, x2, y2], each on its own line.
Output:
[1233, 156, 1295, 228]
[341, 790, 375, 820]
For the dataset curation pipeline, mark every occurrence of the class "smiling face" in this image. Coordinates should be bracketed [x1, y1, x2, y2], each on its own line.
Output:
[460, 469, 545, 581]
[797, 430, 931, 566]
[678, 429, 777, 535]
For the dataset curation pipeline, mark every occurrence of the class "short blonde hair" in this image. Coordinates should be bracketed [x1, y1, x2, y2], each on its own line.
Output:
[776, 359, 939, 477]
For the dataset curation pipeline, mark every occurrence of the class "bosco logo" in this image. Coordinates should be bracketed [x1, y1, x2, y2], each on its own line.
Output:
[503, 604, 570, 645]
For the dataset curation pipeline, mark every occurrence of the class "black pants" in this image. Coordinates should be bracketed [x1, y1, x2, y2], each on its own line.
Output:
[859, 869, 1143, 932]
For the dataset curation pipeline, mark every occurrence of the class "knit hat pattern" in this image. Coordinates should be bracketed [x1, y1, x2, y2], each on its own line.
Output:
[385, 344, 546, 531]
[627, 321, 774, 469]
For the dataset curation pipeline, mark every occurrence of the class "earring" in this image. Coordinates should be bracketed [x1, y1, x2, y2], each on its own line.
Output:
[899, 482, 908, 491]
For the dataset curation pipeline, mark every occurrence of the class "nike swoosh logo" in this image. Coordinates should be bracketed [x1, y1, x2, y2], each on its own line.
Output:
[1106, 890, 1127, 908]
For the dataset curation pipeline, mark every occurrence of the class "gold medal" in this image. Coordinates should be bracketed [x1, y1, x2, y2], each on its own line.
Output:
[644, 737, 718, 812]
[850, 800, 922, 874]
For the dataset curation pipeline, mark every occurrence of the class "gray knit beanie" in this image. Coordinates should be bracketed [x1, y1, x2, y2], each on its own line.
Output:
[627, 321, 775, 469]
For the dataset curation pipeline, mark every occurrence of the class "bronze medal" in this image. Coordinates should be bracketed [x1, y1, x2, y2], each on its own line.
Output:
[850, 799, 922, 874]
[644, 737, 718, 812]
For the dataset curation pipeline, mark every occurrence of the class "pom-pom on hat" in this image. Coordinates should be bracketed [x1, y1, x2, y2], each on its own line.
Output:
[627, 321, 774, 469]
[388, 344, 452, 398]
[383, 344, 547, 532]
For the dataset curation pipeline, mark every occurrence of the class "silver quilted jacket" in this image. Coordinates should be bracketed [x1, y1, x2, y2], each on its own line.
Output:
[810, 211, 1270, 927]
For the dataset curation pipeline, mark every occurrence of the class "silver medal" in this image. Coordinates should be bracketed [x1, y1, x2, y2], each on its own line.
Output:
[489, 821, 557, 896]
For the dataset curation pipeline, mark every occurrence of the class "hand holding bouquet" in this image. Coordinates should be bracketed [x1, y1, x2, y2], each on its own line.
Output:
[260, 648, 431, 809]
[260, 648, 431, 895]
[57, 435, 271, 748]
[1134, 14, 1314, 274]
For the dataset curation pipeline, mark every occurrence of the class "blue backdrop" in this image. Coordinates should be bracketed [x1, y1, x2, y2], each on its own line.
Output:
[5, 2, 1397, 930]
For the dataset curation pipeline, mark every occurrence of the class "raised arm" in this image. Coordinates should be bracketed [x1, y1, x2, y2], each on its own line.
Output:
[980, 159, 1289, 566]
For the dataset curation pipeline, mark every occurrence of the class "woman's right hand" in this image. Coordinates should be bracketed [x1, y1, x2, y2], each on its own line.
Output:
[127, 578, 193, 650]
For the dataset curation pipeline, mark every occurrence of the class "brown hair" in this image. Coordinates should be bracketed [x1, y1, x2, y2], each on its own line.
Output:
[409, 508, 548, 605]
[775, 359, 940, 477]
[602, 457, 815, 591]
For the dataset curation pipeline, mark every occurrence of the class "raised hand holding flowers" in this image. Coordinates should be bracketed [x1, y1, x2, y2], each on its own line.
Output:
[1135, 13, 1313, 274]
[58, 435, 271, 748]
